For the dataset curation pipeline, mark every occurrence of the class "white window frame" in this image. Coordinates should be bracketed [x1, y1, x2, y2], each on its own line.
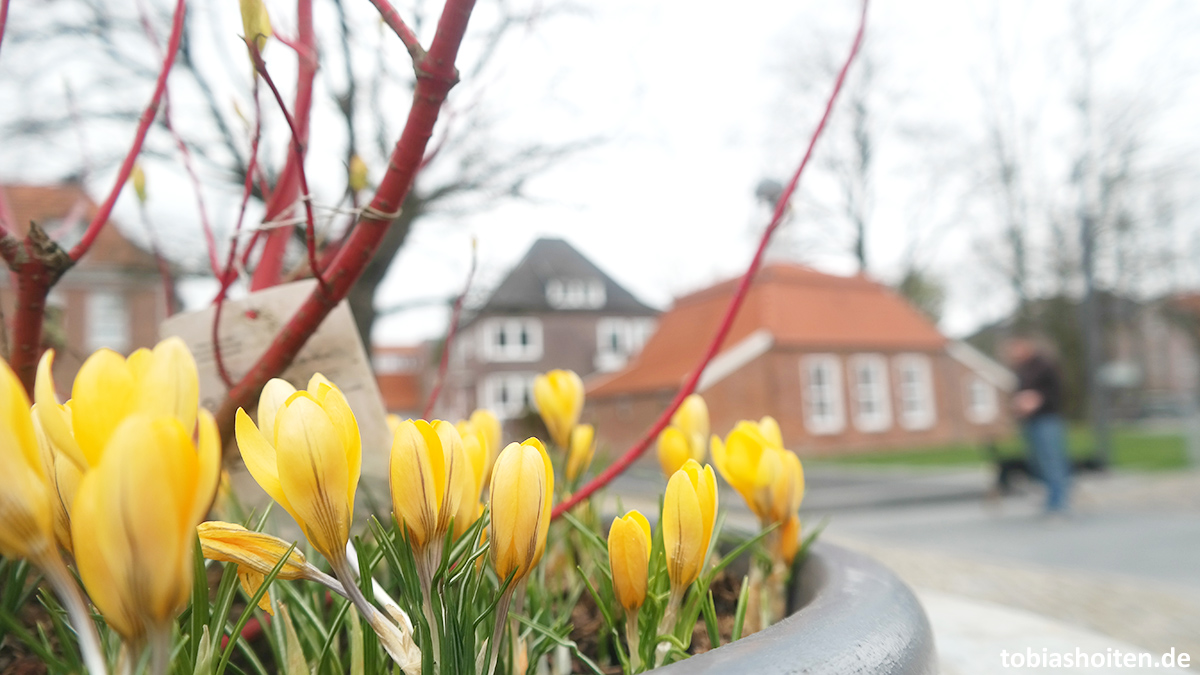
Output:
[965, 375, 998, 424]
[479, 317, 543, 363]
[801, 354, 845, 435]
[477, 372, 536, 420]
[86, 290, 131, 353]
[594, 317, 656, 372]
[546, 278, 606, 310]
[850, 354, 892, 433]
[895, 353, 936, 430]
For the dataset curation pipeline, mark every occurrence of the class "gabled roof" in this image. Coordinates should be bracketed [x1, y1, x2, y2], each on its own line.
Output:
[589, 264, 947, 397]
[471, 238, 657, 317]
[0, 183, 159, 271]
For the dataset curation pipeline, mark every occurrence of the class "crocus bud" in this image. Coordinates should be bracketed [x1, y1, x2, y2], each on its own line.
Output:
[566, 423, 595, 483]
[711, 421, 803, 526]
[389, 419, 476, 546]
[656, 426, 692, 477]
[489, 438, 553, 583]
[0, 359, 55, 563]
[533, 370, 584, 449]
[461, 408, 501, 491]
[673, 394, 710, 453]
[197, 521, 315, 614]
[456, 419, 492, 500]
[35, 337, 200, 469]
[662, 459, 717, 591]
[131, 163, 148, 203]
[235, 375, 362, 562]
[71, 410, 220, 641]
[607, 510, 651, 611]
[348, 155, 369, 193]
[239, 0, 272, 53]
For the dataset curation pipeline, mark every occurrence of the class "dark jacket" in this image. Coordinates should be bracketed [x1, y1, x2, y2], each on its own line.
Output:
[1015, 354, 1063, 417]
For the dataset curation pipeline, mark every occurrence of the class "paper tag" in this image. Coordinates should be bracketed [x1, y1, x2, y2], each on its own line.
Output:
[160, 280, 391, 479]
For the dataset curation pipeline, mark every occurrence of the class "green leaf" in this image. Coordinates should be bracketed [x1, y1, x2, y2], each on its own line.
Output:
[701, 590, 721, 650]
[731, 575, 750, 642]
[214, 542, 297, 675]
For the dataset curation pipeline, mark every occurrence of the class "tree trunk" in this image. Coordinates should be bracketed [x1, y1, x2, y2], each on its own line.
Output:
[347, 191, 424, 350]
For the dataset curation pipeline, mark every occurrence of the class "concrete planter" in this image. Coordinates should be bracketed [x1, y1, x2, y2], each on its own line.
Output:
[652, 542, 937, 674]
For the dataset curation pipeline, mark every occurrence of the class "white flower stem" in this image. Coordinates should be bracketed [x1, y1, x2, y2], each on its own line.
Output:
[329, 555, 420, 673]
[39, 551, 108, 675]
[654, 588, 683, 667]
[485, 587, 514, 675]
[624, 610, 641, 672]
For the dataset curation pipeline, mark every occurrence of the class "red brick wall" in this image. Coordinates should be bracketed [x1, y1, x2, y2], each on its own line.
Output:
[586, 346, 1013, 463]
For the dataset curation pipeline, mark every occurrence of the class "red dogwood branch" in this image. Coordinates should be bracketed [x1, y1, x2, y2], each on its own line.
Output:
[214, 0, 477, 444]
[423, 239, 477, 419]
[248, 41, 325, 291]
[248, 0, 317, 291]
[68, 0, 185, 262]
[368, 0, 426, 62]
[551, 0, 870, 519]
[0, 0, 11, 60]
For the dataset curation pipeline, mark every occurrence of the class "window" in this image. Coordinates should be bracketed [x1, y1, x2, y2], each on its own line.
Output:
[546, 279, 606, 310]
[480, 318, 543, 362]
[373, 352, 418, 373]
[86, 291, 130, 353]
[801, 354, 845, 435]
[595, 317, 656, 372]
[896, 354, 936, 430]
[478, 373, 535, 419]
[851, 354, 892, 433]
[965, 376, 998, 424]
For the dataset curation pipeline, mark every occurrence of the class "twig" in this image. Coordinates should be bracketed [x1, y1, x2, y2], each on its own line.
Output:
[422, 239, 477, 419]
[0, 0, 11, 60]
[368, 0, 427, 62]
[248, 40, 326, 292]
[248, 0, 317, 291]
[551, 0, 870, 519]
[212, 78, 264, 390]
[214, 0, 478, 446]
[68, 0, 186, 262]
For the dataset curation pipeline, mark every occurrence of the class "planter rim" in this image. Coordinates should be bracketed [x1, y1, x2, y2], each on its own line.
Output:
[650, 541, 937, 674]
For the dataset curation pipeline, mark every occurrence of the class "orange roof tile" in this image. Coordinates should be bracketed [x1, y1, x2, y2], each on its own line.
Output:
[0, 183, 159, 270]
[588, 264, 946, 397]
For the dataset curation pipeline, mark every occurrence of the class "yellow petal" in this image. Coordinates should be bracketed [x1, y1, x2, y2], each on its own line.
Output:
[32, 408, 82, 554]
[566, 424, 595, 482]
[191, 410, 222, 526]
[488, 441, 550, 581]
[673, 394, 710, 442]
[318, 386, 361, 511]
[533, 370, 583, 449]
[433, 420, 475, 538]
[33, 351, 86, 469]
[71, 470, 140, 639]
[198, 521, 308, 580]
[662, 465, 704, 589]
[758, 416, 783, 448]
[238, 569, 273, 614]
[389, 420, 441, 547]
[236, 408, 302, 526]
[274, 393, 350, 559]
[657, 426, 691, 477]
[134, 337, 199, 433]
[258, 378, 297, 443]
[71, 349, 136, 465]
[608, 510, 651, 611]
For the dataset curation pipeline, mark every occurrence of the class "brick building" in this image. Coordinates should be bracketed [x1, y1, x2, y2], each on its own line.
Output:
[374, 344, 428, 418]
[0, 183, 166, 391]
[436, 237, 658, 425]
[587, 264, 1015, 457]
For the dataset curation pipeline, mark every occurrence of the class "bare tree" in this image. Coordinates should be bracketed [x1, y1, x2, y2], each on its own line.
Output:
[0, 0, 597, 348]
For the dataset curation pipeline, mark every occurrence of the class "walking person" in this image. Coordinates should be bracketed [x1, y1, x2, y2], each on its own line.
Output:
[1004, 335, 1071, 515]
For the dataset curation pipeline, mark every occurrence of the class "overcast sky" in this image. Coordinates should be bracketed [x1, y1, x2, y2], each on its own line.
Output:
[3, 0, 1198, 347]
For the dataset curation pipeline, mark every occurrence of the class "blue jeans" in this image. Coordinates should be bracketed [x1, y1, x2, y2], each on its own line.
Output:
[1022, 413, 1071, 512]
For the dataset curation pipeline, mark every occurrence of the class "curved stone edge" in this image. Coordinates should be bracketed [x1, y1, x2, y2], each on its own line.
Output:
[652, 541, 938, 674]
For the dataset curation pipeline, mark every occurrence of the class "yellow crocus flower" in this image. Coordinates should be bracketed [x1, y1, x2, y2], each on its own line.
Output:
[533, 370, 583, 449]
[71, 410, 220, 642]
[607, 510, 651, 611]
[455, 417, 494, 499]
[198, 521, 326, 615]
[34, 337, 200, 469]
[469, 408, 502, 459]
[488, 438, 553, 583]
[661, 459, 717, 592]
[389, 419, 477, 547]
[31, 409, 82, 554]
[0, 359, 55, 563]
[710, 420, 804, 526]
[566, 423, 595, 483]
[235, 375, 361, 562]
[656, 394, 709, 476]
